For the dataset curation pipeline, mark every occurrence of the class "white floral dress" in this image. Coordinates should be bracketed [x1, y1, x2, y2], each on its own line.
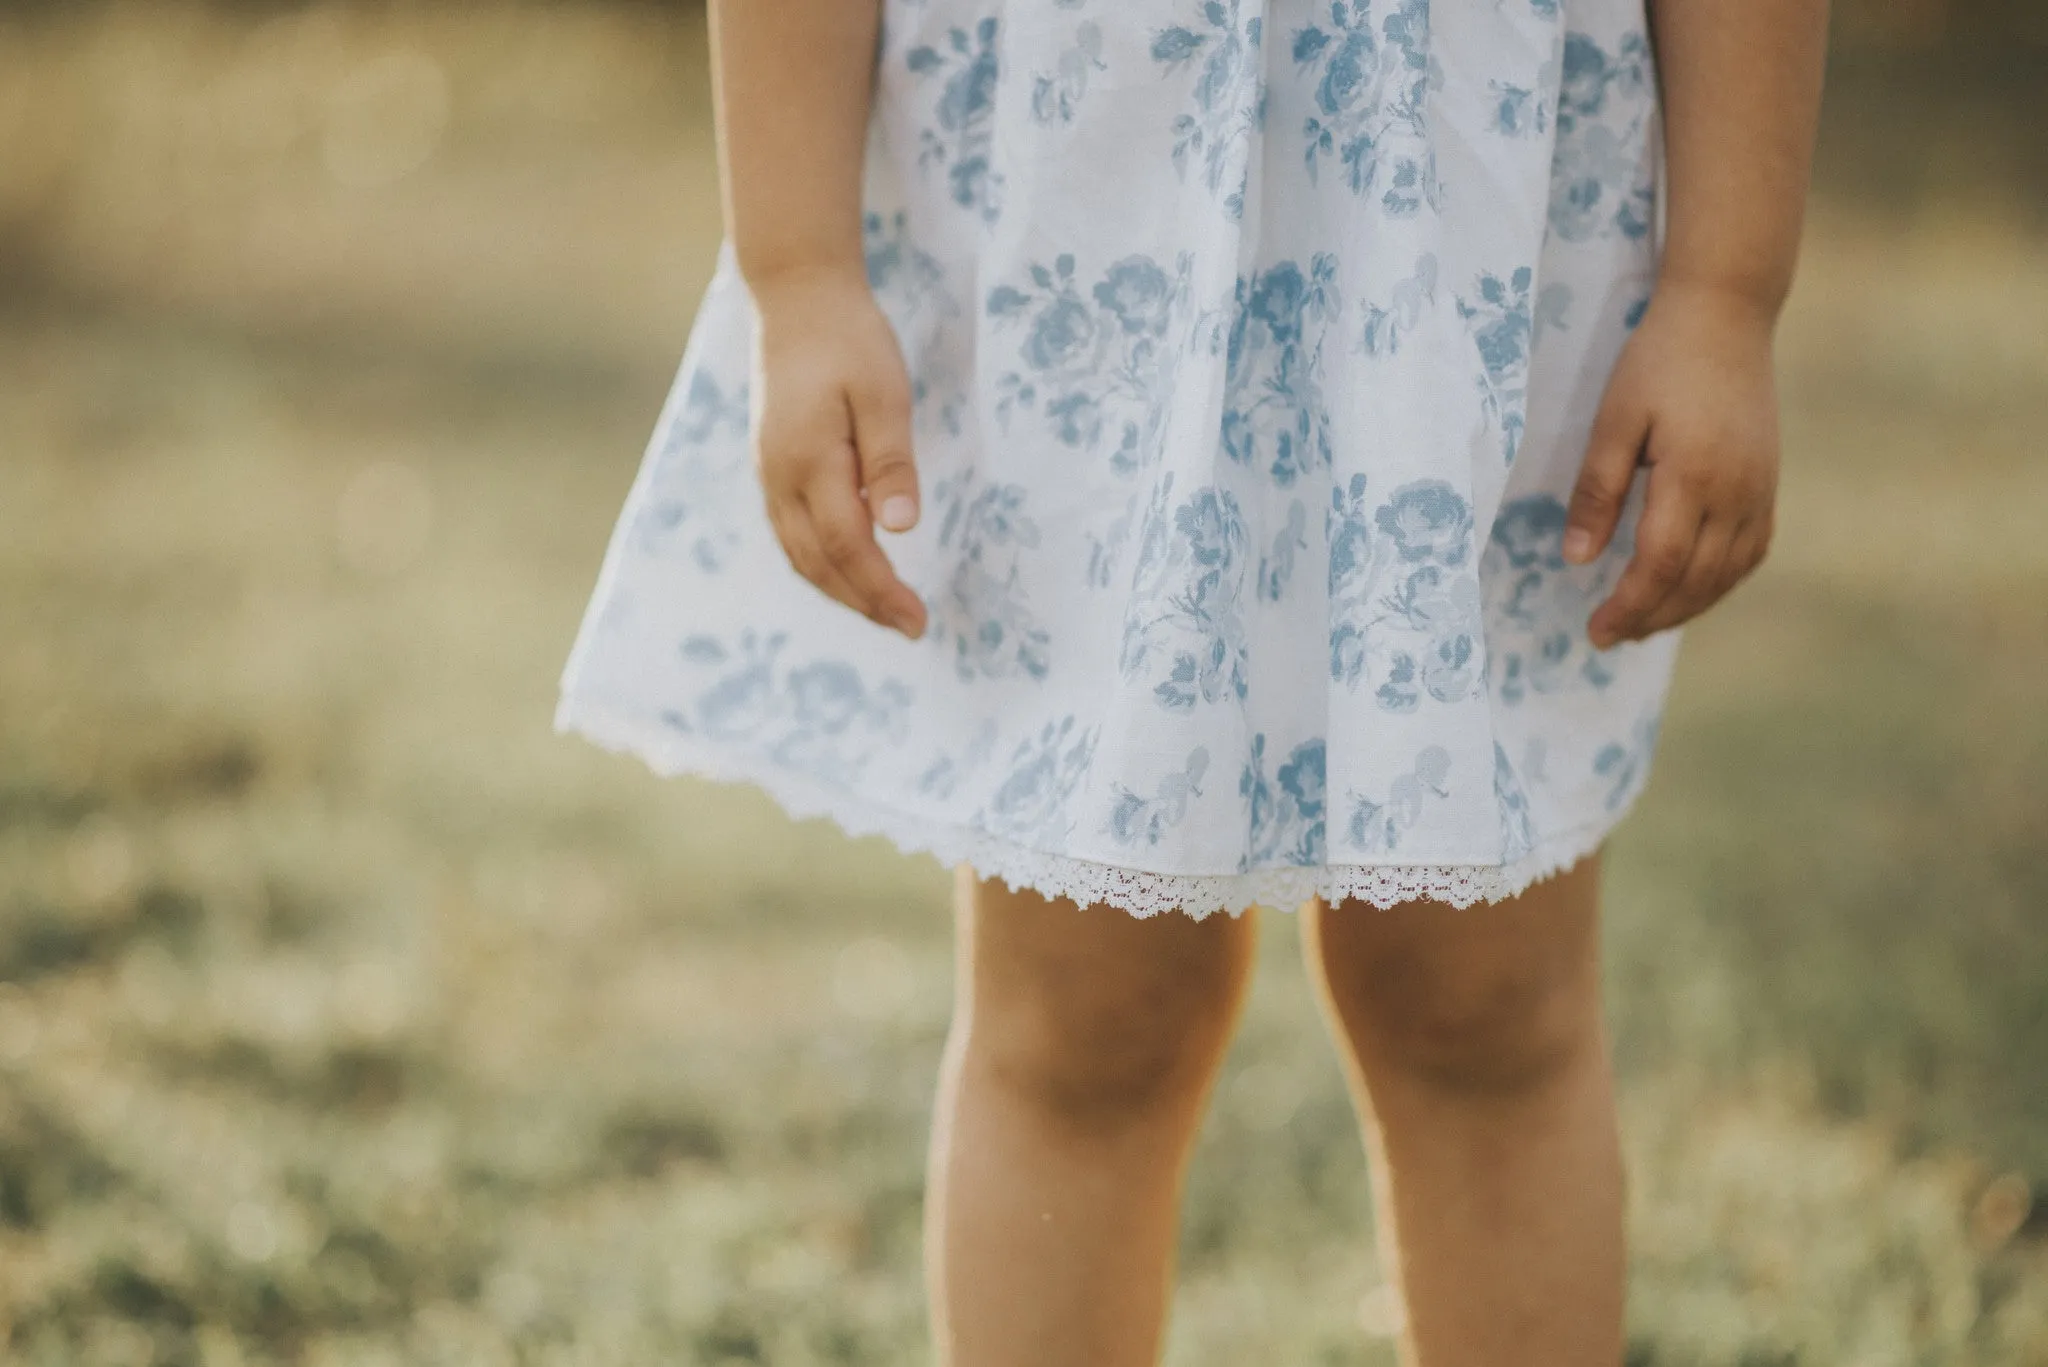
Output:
[554, 0, 1681, 918]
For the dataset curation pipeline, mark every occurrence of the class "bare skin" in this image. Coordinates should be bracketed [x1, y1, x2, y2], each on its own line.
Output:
[1302, 858, 1622, 1367]
[1566, 0, 1832, 647]
[706, 0, 927, 639]
[928, 857, 1613, 1367]
[710, 0, 1829, 1360]
[925, 866, 1260, 1367]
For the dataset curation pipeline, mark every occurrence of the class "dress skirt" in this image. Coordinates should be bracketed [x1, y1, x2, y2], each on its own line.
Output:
[553, 0, 1683, 918]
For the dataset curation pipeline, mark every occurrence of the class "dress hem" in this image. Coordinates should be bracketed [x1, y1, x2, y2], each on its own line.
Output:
[554, 698, 1635, 920]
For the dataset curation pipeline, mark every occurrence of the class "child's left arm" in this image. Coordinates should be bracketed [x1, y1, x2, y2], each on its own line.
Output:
[1562, 0, 1831, 649]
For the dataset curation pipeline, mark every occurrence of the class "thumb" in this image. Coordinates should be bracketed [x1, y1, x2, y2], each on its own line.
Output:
[1563, 392, 1648, 565]
[848, 359, 921, 533]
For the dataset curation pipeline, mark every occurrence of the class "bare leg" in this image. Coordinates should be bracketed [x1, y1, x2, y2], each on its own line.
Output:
[924, 864, 1259, 1367]
[1299, 853, 1624, 1367]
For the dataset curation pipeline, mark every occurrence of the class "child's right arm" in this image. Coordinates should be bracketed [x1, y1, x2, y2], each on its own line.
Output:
[709, 0, 927, 640]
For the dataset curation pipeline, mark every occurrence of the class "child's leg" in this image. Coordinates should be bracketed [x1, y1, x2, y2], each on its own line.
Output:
[925, 864, 1259, 1367]
[1299, 854, 1624, 1367]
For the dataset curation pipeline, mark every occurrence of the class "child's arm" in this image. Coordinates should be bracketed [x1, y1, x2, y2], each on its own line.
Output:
[710, 0, 927, 639]
[1562, 0, 1830, 649]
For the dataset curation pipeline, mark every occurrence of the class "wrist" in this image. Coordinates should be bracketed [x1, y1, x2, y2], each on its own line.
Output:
[1649, 268, 1789, 332]
[737, 251, 870, 314]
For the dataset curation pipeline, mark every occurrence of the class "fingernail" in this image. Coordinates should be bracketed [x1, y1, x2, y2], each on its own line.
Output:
[1563, 528, 1592, 562]
[878, 495, 917, 532]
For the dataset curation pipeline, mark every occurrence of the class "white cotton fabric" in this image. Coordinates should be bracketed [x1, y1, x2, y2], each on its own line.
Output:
[555, 0, 1683, 919]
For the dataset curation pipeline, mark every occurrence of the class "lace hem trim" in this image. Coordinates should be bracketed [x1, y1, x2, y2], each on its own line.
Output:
[554, 702, 1624, 920]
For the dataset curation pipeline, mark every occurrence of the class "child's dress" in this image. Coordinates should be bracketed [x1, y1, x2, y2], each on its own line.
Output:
[554, 0, 1681, 919]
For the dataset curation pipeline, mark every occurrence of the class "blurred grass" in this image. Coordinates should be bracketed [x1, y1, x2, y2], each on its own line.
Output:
[1, 3, 2046, 1365]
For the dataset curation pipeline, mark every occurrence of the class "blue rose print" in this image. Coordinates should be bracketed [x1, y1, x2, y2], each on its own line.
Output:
[864, 209, 968, 435]
[927, 470, 1052, 683]
[1330, 476, 1484, 707]
[906, 14, 1007, 223]
[1378, 478, 1476, 564]
[987, 251, 1193, 476]
[979, 714, 1100, 843]
[1549, 31, 1655, 242]
[1121, 471, 1252, 711]
[1291, 0, 1440, 216]
[1241, 734, 1327, 868]
[630, 369, 751, 573]
[1455, 267, 1573, 465]
[1593, 707, 1661, 811]
[1221, 254, 1343, 487]
[1481, 494, 1629, 705]
[1151, 0, 1268, 219]
[666, 630, 914, 790]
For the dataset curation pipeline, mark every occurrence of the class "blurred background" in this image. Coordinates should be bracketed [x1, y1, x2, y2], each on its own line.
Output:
[1, 1, 2044, 1363]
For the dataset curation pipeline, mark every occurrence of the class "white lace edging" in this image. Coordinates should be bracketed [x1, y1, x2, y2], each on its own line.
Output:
[555, 701, 1627, 920]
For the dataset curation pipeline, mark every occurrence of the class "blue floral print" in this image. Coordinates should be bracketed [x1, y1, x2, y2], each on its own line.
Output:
[1222, 254, 1343, 487]
[987, 250, 1194, 476]
[1107, 745, 1211, 846]
[628, 370, 750, 573]
[1345, 744, 1453, 854]
[979, 714, 1100, 843]
[1031, 13, 1106, 126]
[906, 15, 1006, 222]
[1330, 475, 1484, 710]
[927, 470, 1052, 682]
[864, 209, 967, 434]
[1257, 498, 1310, 602]
[1151, 0, 1268, 219]
[557, 0, 1682, 917]
[1291, 0, 1441, 215]
[1379, 477, 1476, 564]
[1493, 741, 1536, 861]
[916, 717, 998, 801]
[1241, 734, 1327, 868]
[1481, 494, 1628, 704]
[663, 630, 913, 790]
[1550, 31, 1656, 241]
[1489, 79, 1549, 138]
[1456, 267, 1573, 465]
[1359, 252, 1437, 358]
[1121, 471, 1252, 711]
[1593, 707, 1661, 811]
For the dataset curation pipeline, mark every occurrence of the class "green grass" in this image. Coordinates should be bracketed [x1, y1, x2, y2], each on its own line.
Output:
[1, 4, 2045, 1364]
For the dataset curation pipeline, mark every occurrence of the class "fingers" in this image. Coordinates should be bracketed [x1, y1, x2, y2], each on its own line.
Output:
[847, 359, 922, 533]
[1586, 464, 1702, 650]
[764, 496, 872, 626]
[1629, 515, 1736, 639]
[1588, 498, 1778, 647]
[803, 467, 928, 638]
[1563, 388, 1650, 565]
[761, 425, 927, 639]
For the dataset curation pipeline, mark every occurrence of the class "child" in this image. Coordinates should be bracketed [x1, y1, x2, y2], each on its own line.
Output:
[555, 0, 1826, 1361]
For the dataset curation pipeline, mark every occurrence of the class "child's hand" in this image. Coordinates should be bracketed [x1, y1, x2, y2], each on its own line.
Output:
[747, 265, 928, 640]
[1562, 280, 1781, 650]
